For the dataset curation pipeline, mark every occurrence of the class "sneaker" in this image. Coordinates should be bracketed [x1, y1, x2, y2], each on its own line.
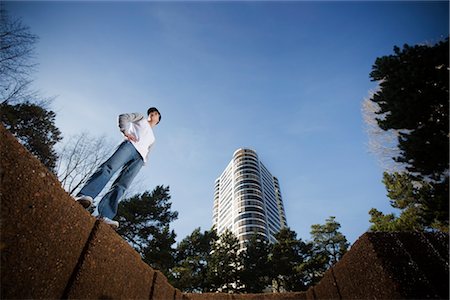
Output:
[97, 216, 119, 229]
[74, 195, 93, 209]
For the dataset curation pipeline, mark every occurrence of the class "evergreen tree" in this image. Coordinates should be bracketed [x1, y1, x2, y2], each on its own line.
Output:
[240, 234, 272, 293]
[116, 186, 178, 277]
[171, 227, 218, 292]
[206, 230, 242, 293]
[310, 216, 349, 268]
[143, 225, 177, 275]
[270, 228, 308, 292]
[369, 172, 449, 232]
[368, 38, 449, 230]
[1, 101, 62, 171]
[297, 242, 328, 288]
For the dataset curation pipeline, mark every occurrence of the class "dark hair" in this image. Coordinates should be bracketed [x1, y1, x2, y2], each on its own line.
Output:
[147, 107, 161, 124]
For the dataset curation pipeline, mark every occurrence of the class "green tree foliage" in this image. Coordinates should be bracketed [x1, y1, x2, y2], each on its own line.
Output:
[171, 227, 218, 292]
[0, 101, 62, 171]
[116, 186, 178, 277]
[240, 234, 272, 293]
[369, 172, 448, 232]
[369, 172, 426, 231]
[206, 229, 242, 293]
[297, 242, 328, 288]
[143, 225, 177, 275]
[310, 216, 349, 268]
[172, 221, 349, 293]
[271, 228, 309, 292]
[368, 38, 449, 231]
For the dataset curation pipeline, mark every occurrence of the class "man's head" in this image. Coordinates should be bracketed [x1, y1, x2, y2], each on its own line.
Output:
[147, 107, 161, 127]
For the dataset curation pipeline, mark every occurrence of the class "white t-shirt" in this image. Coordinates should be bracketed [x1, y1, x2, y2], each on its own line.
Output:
[118, 113, 155, 163]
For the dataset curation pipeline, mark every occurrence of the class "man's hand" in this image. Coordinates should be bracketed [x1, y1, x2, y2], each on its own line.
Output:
[124, 132, 138, 142]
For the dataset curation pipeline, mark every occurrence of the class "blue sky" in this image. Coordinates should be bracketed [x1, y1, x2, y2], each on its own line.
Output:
[5, 1, 449, 245]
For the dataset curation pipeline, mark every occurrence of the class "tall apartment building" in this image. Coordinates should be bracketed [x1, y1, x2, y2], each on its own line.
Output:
[213, 148, 288, 247]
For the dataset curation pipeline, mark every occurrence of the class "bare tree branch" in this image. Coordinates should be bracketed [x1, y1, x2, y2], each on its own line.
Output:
[56, 132, 114, 196]
[0, 7, 39, 105]
[361, 85, 409, 173]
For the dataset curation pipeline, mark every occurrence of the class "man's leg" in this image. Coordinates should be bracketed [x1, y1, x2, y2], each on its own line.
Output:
[77, 141, 136, 200]
[97, 153, 144, 220]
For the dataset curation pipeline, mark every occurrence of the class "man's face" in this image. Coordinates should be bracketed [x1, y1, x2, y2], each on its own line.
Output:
[148, 111, 160, 127]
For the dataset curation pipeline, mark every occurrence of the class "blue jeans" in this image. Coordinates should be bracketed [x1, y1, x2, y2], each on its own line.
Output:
[78, 140, 144, 219]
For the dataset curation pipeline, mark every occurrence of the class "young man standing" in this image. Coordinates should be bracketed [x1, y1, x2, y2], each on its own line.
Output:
[74, 107, 161, 229]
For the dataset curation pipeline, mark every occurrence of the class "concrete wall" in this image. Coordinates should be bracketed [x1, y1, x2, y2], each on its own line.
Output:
[308, 231, 449, 299]
[0, 125, 182, 299]
[1, 125, 448, 299]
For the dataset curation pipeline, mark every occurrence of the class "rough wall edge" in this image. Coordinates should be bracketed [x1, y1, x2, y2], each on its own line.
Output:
[0, 125, 172, 298]
[61, 220, 101, 299]
[149, 271, 158, 299]
[0, 124, 98, 299]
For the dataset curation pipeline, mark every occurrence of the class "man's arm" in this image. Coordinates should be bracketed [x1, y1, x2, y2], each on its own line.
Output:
[118, 113, 144, 142]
